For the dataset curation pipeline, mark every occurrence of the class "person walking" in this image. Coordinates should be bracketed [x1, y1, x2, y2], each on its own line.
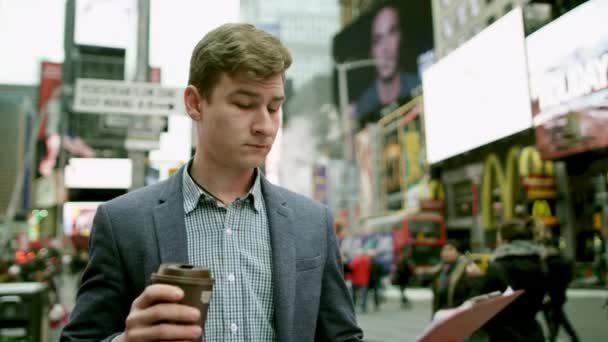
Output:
[477, 218, 548, 342]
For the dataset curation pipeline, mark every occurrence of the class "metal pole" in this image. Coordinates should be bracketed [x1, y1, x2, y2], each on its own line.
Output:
[129, 0, 150, 191]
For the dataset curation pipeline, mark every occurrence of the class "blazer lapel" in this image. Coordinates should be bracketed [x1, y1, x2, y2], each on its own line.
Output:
[153, 167, 189, 265]
[261, 177, 295, 341]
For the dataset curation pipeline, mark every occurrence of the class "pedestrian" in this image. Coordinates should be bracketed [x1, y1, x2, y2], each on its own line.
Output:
[392, 251, 414, 308]
[430, 240, 481, 314]
[368, 251, 384, 311]
[542, 239, 579, 342]
[61, 23, 363, 342]
[349, 251, 372, 313]
[477, 217, 548, 342]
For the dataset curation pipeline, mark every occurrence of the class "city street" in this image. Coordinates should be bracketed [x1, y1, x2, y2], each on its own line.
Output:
[357, 287, 608, 341]
[51, 274, 608, 341]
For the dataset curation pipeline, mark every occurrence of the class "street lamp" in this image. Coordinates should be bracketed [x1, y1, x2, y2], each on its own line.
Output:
[335, 59, 378, 231]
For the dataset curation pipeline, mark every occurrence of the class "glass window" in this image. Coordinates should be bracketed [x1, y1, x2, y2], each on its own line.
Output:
[457, 5, 468, 26]
[408, 220, 441, 240]
[442, 18, 454, 38]
[469, 0, 480, 16]
[487, 15, 496, 26]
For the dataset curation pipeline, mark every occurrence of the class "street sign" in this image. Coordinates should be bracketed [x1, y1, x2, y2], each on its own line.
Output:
[73, 78, 185, 116]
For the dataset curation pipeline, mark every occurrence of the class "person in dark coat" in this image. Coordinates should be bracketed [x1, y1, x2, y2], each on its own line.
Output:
[542, 240, 579, 342]
[431, 240, 481, 314]
[478, 218, 548, 342]
[393, 252, 414, 308]
[368, 252, 385, 311]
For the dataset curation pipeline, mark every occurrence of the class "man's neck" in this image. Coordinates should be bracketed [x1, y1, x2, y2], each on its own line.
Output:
[376, 74, 401, 105]
[189, 152, 256, 206]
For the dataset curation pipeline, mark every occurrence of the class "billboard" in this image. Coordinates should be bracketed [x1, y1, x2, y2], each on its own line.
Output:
[332, 0, 434, 129]
[63, 201, 101, 236]
[422, 8, 532, 164]
[527, 0, 608, 159]
[379, 97, 427, 212]
[37, 62, 62, 177]
[355, 124, 381, 217]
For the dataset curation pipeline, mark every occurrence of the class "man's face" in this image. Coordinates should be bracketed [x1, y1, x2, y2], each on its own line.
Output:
[371, 7, 401, 81]
[441, 244, 459, 264]
[195, 72, 284, 171]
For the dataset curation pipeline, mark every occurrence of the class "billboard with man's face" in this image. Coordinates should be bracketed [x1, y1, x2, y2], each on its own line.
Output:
[332, 0, 434, 130]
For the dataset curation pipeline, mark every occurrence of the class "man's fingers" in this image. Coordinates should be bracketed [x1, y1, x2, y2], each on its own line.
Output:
[126, 303, 200, 328]
[126, 323, 201, 341]
[132, 284, 183, 310]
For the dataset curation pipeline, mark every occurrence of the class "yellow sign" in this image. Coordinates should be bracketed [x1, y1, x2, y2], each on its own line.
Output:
[481, 146, 520, 230]
[482, 145, 556, 230]
[532, 200, 552, 217]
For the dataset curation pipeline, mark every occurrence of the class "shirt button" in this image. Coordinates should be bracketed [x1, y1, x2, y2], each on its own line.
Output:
[230, 323, 238, 333]
[227, 273, 235, 282]
[226, 228, 233, 235]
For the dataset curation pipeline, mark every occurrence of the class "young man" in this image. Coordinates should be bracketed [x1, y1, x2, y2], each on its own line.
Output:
[61, 23, 363, 342]
[355, 4, 419, 126]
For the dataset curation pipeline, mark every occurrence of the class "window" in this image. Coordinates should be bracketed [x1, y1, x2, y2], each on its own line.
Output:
[487, 15, 496, 26]
[408, 220, 441, 240]
[457, 5, 468, 26]
[469, 0, 480, 16]
[442, 18, 454, 38]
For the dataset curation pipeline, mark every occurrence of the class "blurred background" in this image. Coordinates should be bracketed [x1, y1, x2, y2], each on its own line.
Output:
[0, 0, 607, 341]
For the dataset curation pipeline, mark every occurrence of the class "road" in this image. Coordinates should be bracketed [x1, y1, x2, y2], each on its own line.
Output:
[356, 287, 608, 341]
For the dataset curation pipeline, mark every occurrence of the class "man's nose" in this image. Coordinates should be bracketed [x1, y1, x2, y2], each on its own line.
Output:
[252, 107, 277, 136]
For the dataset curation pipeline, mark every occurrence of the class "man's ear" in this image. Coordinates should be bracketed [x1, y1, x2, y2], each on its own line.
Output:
[184, 85, 203, 121]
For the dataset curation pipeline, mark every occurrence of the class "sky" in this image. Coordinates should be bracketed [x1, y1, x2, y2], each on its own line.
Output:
[0, 0, 240, 87]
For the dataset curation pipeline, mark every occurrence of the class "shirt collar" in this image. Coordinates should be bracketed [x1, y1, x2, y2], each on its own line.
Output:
[182, 161, 263, 214]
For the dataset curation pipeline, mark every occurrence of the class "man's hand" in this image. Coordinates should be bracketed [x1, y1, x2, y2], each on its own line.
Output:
[465, 262, 482, 277]
[117, 284, 202, 342]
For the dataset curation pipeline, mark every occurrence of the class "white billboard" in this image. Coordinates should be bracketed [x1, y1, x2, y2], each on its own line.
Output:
[65, 158, 132, 189]
[422, 8, 532, 164]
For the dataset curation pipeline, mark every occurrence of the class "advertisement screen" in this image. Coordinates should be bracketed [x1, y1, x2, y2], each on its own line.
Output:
[332, 0, 434, 129]
[64, 158, 132, 189]
[422, 8, 532, 164]
[379, 98, 427, 212]
[527, 0, 608, 159]
[63, 201, 101, 236]
[355, 124, 380, 218]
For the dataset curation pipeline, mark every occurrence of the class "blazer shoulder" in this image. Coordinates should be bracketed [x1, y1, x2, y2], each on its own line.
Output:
[103, 179, 168, 212]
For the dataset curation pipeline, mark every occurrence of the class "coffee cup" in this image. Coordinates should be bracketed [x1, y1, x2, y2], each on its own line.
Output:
[151, 263, 214, 340]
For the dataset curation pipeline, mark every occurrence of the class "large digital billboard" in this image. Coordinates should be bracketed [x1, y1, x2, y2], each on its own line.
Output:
[527, 0, 608, 160]
[422, 8, 532, 164]
[332, 0, 434, 129]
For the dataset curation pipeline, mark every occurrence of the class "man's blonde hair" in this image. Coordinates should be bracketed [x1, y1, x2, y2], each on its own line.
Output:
[188, 23, 292, 99]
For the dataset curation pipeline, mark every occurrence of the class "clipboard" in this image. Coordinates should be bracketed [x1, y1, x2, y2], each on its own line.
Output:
[416, 289, 525, 342]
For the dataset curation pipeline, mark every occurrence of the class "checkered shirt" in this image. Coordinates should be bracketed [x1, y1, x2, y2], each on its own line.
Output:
[182, 166, 275, 341]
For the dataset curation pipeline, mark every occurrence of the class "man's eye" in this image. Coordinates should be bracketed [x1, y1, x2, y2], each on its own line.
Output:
[235, 103, 252, 109]
[268, 107, 279, 113]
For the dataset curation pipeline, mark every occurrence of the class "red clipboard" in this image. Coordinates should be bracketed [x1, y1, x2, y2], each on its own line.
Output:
[416, 289, 525, 342]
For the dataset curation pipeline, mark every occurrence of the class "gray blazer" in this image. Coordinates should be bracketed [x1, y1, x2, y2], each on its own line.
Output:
[60, 168, 363, 342]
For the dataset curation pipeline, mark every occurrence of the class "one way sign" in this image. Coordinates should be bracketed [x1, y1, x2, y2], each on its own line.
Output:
[73, 78, 185, 116]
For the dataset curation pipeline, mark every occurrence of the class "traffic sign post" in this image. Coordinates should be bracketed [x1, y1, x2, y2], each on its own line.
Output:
[73, 78, 185, 116]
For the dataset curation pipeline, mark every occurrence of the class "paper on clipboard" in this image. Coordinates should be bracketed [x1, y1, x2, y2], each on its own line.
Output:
[416, 288, 524, 342]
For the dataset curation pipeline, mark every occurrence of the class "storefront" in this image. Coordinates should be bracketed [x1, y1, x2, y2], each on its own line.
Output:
[526, 0, 608, 283]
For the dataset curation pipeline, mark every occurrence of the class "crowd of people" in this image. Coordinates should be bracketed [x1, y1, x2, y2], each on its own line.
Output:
[341, 216, 580, 341]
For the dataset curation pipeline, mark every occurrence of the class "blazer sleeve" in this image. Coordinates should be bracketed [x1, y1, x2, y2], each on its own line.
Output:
[314, 207, 364, 342]
[60, 204, 130, 342]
